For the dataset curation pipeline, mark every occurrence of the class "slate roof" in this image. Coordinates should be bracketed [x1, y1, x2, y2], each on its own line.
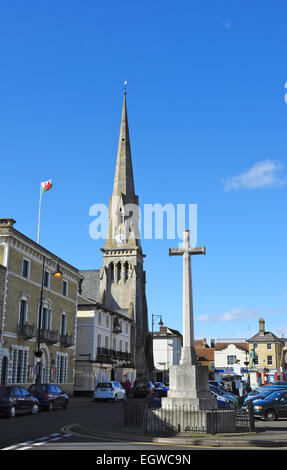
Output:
[248, 331, 284, 344]
[79, 269, 100, 302]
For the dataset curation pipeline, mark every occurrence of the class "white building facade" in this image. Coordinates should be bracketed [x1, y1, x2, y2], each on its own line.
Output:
[152, 326, 182, 383]
[74, 299, 135, 395]
[214, 338, 249, 379]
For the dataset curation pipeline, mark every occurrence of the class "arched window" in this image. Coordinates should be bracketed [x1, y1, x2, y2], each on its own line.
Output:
[98, 312, 102, 325]
[117, 262, 121, 281]
[106, 315, 109, 328]
[113, 338, 116, 351]
[110, 263, 114, 282]
[124, 262, 129, 281]
[97, 335, 101, 347]
[105, 336, 109, 349]
[125, 342, 128, 353]
[119, 340, 122, 352]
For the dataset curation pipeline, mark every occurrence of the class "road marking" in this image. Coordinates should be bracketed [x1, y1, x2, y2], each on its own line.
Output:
[1, 432, 74, 451]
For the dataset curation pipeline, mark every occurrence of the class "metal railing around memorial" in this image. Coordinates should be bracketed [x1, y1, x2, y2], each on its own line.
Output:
[123, 400, 255, 435]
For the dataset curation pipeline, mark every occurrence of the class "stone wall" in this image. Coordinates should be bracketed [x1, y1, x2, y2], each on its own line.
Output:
[0, 264, 7, 334]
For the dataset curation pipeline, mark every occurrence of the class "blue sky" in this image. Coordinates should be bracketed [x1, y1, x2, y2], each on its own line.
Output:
[0, 0, 286, 342]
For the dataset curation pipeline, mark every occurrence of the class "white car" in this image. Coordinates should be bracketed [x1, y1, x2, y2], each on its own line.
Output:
[94, 381, 126, 402]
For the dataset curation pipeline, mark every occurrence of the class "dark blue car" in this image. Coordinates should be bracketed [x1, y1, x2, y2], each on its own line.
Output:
[253, 389, 287, 421]
[244, 387, 287, 405]
[0, 385, 39, 418]
[28, 384, 69, 411]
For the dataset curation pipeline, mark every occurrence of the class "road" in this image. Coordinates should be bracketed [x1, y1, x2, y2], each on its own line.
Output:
[0, 397, 286, 452]
[0, 397, 197, 451]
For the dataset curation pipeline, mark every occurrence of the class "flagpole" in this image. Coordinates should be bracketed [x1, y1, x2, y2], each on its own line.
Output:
[37, 184, 42, 244]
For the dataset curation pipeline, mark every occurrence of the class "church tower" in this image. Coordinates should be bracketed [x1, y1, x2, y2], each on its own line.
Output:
[98, 91, 152, 381]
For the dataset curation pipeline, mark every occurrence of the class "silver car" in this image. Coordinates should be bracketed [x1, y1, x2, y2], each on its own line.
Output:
[94, 381, 126, 402]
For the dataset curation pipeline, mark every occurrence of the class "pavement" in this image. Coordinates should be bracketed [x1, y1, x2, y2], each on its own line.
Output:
[65, 397, 287, 448]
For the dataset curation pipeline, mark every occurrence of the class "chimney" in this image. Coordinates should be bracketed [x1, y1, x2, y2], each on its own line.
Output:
[210, 338, 215, 348]
[160, 325, 167, 335]
[259, 317, 265, 335]
[0, 218, 16, 228]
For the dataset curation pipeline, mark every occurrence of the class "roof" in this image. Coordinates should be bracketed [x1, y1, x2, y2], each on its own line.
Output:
[215, 342, 249, 352]
[78, 296, 133, 322]
[248, 331, 284, 344]
[153, 327, 182, 338]
[168, 328, 182, 337]
[79, 269, 100, 302]
[195, 347, 215, 362]
[194, 338, 209, 348]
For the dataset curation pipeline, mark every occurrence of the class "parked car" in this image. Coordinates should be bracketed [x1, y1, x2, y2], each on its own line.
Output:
[133, 381, 155, 398]
[244, 387, 265, 398]
[209, 384, 239, 408]
[29, 384, 69, 411]
[0, 385, 39, 418]
[210, 390, 234, 409]
[264, 382, 287, 388]
[209, 380, 226, 390]
[94, 381, 126, 402]
[153, 382, 169, 391]
[244, 387, 287, 405]
[253, 389, 287, 421]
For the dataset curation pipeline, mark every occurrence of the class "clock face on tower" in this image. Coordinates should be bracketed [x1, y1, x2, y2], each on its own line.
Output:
[115, 233, 126, 245]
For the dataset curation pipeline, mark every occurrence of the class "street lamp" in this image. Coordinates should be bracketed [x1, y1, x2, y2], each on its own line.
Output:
[35, 255, 63, 384]
[151, 314, 163, 334]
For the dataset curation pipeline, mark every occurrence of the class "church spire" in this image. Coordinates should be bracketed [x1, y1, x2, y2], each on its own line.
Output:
[112, 91, 136, 200]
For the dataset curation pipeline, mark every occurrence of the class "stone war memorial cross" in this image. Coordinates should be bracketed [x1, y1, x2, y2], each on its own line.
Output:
[169, 230, 205, 366]
[161, 229, 216, 410]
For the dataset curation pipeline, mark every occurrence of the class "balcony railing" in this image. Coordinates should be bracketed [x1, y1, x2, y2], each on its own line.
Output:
[40, 329, 59, 345]
[17, 323, 36, 339]
[96, 348, 131, 363]
[59, 334, 73, 348]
